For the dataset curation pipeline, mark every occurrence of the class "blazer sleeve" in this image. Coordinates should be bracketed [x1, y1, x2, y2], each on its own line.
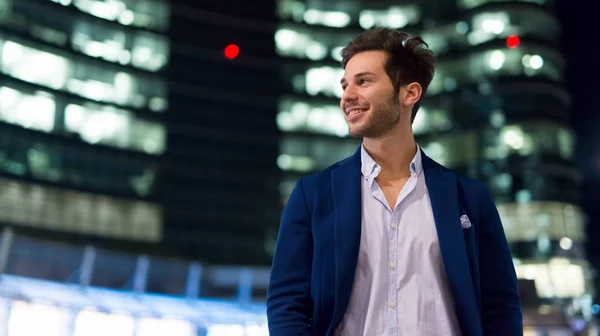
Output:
[266, 178, 314, 336]
[477, 183, 523, 335]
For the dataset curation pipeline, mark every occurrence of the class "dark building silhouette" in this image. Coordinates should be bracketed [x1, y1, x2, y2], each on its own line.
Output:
[164, 0, 281, 265]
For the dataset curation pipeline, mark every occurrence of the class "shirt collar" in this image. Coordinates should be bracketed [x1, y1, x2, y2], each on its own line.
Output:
[360, 144, 423, 180]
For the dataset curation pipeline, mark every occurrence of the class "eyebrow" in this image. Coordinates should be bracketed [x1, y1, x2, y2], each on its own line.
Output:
[340, 71, 377, 85]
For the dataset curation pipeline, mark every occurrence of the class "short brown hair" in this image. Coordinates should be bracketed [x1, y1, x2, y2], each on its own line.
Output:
[340, 27, 436, 122]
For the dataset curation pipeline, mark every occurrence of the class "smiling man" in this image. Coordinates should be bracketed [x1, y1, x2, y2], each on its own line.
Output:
[267, 27, 522, 336]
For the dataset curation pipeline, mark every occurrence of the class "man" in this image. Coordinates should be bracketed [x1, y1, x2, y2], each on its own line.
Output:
[266, 27, 522, 336]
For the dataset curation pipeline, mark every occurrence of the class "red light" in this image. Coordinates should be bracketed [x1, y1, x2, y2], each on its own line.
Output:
[506, 35, 520, 48]
[224, 44, 240, 59]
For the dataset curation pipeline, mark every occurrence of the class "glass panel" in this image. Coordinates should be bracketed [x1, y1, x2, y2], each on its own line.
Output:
[72, 19, 169, 71]
[498, 201, 585, 242]
[0, 87, 55, 132]
[515, 258, 587, 298]
[60, 0, 171, 31]
[0, 177, 162, 241]
[0, 36, 167, 111]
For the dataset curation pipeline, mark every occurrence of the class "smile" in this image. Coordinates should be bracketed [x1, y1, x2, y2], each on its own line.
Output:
[345, 108, 368, 116]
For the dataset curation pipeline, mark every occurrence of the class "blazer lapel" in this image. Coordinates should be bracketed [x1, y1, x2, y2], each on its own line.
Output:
[329, 148, 362, 333]
[421, 151, 478, 331]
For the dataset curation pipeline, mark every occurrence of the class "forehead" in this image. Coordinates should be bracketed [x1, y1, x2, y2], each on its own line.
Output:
[344, 50, 388, 76]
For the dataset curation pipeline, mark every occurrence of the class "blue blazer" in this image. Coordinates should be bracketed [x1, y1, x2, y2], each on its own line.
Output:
[266, 147, 522, 336]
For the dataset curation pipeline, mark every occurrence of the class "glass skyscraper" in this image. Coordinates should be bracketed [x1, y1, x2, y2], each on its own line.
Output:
[0, 0, 169, 246]
[163, 0, 281, 265]
[274, 0, 593, 333]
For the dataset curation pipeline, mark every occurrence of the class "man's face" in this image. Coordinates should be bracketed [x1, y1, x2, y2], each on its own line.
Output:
[340, 50, 401, 138]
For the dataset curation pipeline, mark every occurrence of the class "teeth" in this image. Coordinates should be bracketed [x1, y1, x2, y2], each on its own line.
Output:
[348, 108, 366, 116]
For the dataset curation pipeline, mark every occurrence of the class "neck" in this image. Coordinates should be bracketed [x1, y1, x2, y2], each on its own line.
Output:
[362, 125, 416, 180]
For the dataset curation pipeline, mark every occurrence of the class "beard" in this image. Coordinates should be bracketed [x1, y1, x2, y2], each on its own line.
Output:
[348, 94, 401, 138]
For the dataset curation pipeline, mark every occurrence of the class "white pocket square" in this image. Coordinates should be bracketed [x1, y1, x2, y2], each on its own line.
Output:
[460, 214, 471, 229]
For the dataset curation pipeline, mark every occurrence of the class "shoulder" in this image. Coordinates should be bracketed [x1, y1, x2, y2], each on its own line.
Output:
[456, 175, 489, 196]
[297, 156, 360, 204]
[299, 157, 349, 187]
[432, 161, 493, 211]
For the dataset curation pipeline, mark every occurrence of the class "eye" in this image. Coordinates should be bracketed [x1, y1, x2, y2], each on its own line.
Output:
[359, 78, 371, 85]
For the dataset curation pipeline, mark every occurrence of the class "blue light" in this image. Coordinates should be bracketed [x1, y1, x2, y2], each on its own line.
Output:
[592, 304, 600, 315]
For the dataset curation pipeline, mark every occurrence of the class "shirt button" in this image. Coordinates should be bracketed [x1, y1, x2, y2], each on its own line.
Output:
[391, 223, 397, 229]
[389, 261, 396, 269]
[389, 301, 396, 309]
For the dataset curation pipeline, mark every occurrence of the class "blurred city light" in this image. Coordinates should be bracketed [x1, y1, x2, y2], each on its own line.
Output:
[225, 44, 240, 59]
[506, 35, 520, 48]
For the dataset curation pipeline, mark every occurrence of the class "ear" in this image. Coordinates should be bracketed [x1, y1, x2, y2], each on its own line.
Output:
[399, 82, 422, 108]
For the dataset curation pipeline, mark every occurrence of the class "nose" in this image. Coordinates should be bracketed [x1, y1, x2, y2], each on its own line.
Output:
[341, 86, 358, 105]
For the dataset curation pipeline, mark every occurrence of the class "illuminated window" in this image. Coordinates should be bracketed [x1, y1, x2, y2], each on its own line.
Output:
[514, 258, 588, 298]
[0, 85, 165, 154]
[275, 28, 329, 60]
[277, 99, 348, 137]
[136, 317, 196, 336]
[498, 202, 585, 242]
[484, 123, 574, 160]
[0, 177, 162, 241]
[468, 12, 511, 45]
[279, 136, 361, 172]
[412, 107, 452, 135]
[359, 5, 421, 29]
[277, 0, 306, 21]
[0, 87, 55, 132]
[64, 0, 171, 31]
[1, 40, 70, 90]
[0, 37, 168, 111]
[74, 309, 135, 336]
[72, 20, 169, 71]
[0, 130, 160, 196]
[65, 103, 130, 147]
[275, 26, 355, 61]
[420, 31, 449, 54]
[331, 46, 344, 62]
[245, 324, 269, 336]
[65, 103, 166, 154]
[458, 0, 548, 10]
[8, 301, 67, 336]
[375, 46, 560, 97]
[303, 9, 350, 28]
[429, 47, 563, 93]
[208, 325, 246, 336]
[277, 154, 315, 172]
[420, 133, 478, 168]
[305, 66, 344, 98]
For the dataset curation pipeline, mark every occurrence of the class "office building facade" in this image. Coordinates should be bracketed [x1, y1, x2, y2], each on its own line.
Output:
[0, 0, 169, 248]
[275, 0, 593, 332]
[164, 0, 282, 265]
[0, 0, 283, 266]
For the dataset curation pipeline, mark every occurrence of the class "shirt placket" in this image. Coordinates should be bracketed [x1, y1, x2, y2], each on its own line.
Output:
[388, 208, 399, 335]
[389, 173, 417, 335]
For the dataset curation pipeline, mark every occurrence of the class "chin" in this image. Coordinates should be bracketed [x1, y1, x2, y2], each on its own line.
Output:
[348, 127, 367, 138]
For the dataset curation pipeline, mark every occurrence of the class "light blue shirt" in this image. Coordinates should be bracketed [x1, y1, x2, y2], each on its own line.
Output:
[335, 145, 461, 335]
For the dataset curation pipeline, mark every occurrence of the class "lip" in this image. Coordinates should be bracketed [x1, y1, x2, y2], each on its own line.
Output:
[345, 107, 368, 122]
